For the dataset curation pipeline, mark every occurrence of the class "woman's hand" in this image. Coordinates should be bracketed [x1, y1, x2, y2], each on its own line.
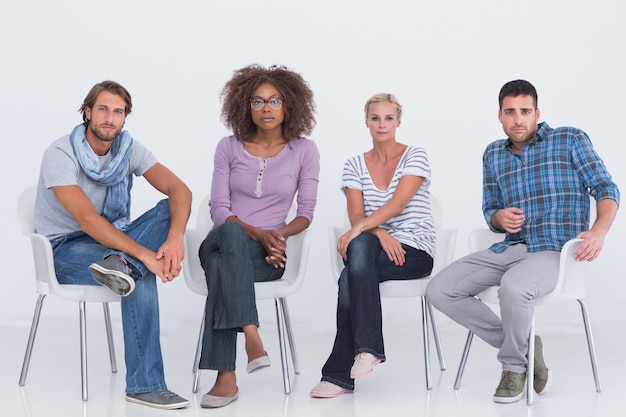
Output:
[375, 229, 406, 266]
[337, 225, 363, 261]
[256, 229, 288, 268]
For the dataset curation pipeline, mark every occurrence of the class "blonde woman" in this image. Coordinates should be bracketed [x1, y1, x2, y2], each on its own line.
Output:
[311, 93, 435, 397]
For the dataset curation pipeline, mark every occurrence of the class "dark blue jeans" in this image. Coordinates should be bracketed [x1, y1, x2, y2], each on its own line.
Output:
[321, 233, 433, 389]
[198, 222, 285, 370]
[51, 199, 171, 394]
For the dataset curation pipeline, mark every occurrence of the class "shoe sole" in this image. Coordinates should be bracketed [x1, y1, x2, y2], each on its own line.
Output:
[125, 395, 189, 409]
[310, 389, 352, 398]
[89, 263, 135, 296]
[493, 391, 524, 404]
[200, 391, 239, 408]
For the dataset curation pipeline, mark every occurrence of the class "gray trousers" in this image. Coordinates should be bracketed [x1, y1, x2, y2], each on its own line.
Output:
[426, 244, 559, 373]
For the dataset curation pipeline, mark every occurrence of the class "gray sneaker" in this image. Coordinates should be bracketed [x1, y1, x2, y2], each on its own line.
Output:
[493, 370, 526, 403]
[126, 389, 189, 409]
[533, 335, 552, 395]
[89, 256, 135, 296]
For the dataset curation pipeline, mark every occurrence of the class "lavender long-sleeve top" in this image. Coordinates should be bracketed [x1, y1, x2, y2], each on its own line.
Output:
[209, 135, 320, 230]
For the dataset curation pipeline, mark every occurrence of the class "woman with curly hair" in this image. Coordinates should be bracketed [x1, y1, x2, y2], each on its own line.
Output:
[197, 64, 320, 408]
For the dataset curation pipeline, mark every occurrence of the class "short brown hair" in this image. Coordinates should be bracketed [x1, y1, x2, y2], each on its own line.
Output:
[79, 80, 133, 125]
[498, 79, 538, 110]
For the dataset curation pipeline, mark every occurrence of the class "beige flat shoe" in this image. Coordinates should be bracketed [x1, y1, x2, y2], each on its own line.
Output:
[200, 389, 239, 408]
[246, 351, 271, 373]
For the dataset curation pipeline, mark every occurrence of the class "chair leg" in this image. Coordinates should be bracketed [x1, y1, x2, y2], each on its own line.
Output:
[578, 299, 602, 392]
[192, 316, 205, 393]
[454, 331, 474, 390]
[102, 302, 117, 373]
[420, 296, 432, 390]
[526, 315, 536, 406]
[19, 294, 46, 386]
[426, 301, 446, 370]
[279, 298, 300, 374]
[79, 301, 88, 401]
[273, 298, 291, 394]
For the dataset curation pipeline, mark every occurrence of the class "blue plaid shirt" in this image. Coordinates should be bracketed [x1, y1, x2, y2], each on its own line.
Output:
[483, 122, 620, 253]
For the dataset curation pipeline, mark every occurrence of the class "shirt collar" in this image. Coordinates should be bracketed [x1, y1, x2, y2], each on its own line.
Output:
[504, 121, 549, 149]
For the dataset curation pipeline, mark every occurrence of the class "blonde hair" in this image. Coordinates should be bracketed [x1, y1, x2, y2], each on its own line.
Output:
[364, 93, 402, 120]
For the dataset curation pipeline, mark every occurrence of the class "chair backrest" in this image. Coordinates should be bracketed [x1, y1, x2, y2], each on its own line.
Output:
[552, 238, 586, 301]
[18, 184, 38, 235]
[468, 228, 588, 303]
[183, 195, 212, 295]
[430, 195, 457, 276]
[18, 185, 55, 295]
[18, 185, 120, 302]
[182, 195, 312, 298]
[328, 193, 457, 282]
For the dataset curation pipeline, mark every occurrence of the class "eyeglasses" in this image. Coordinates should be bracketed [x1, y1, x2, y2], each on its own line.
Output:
[250, 97, 283, 110]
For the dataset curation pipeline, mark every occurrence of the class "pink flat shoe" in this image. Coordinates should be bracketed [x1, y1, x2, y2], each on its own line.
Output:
[246, 351, 271, 373]
[310, 381, 352, 398]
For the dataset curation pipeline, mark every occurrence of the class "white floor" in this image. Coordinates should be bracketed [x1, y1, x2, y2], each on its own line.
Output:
[2, 301, 623, 417]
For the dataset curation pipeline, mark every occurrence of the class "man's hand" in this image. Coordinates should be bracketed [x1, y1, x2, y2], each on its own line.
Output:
[573, 230, 605, 262]
[155, 236, 185, 282]
[493, 207, 525, 233]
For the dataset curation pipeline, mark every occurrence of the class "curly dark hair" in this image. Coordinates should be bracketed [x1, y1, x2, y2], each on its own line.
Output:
[220, 64, 316, 142]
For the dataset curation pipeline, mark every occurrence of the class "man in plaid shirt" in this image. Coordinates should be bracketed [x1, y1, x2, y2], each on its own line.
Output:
[427, 79, 620, 404]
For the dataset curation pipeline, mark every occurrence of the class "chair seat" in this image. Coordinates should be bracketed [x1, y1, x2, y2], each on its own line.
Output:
[54, 284, 122, 303]
[254, 280, 300, 299]
[380, 278, 432, 298]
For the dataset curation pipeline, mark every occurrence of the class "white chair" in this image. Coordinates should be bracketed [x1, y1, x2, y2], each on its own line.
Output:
[328, 194, 456, 389]
[182, 195, 312, 395]
[17, 185, 120, 401]
[453, 228, 602, 405]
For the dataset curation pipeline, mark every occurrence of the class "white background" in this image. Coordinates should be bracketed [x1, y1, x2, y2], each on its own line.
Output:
[1, 0, 624, 339]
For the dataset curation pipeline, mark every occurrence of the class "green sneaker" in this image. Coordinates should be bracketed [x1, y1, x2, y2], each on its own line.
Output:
[533, 335, 552, 395]
[493, 370, 526, 403]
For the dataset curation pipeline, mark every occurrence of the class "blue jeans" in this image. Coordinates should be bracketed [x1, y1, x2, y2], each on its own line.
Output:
[321, 233, 433, 389]
[198, 222, 284, 370]
[51, 199, 171, 394]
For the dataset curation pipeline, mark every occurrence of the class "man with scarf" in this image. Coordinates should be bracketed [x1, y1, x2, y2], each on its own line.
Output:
[34, 80, 192, 409]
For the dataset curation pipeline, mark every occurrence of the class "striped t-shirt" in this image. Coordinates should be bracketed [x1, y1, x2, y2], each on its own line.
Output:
[341, 146, 435, 257]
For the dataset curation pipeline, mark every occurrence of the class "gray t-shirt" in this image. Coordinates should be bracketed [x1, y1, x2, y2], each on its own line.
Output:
[34, 134, 157, 240]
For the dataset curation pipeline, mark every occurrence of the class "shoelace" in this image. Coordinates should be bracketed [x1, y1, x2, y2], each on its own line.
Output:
[156, 389, 180, 400]
[498, 372, 522, 390]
